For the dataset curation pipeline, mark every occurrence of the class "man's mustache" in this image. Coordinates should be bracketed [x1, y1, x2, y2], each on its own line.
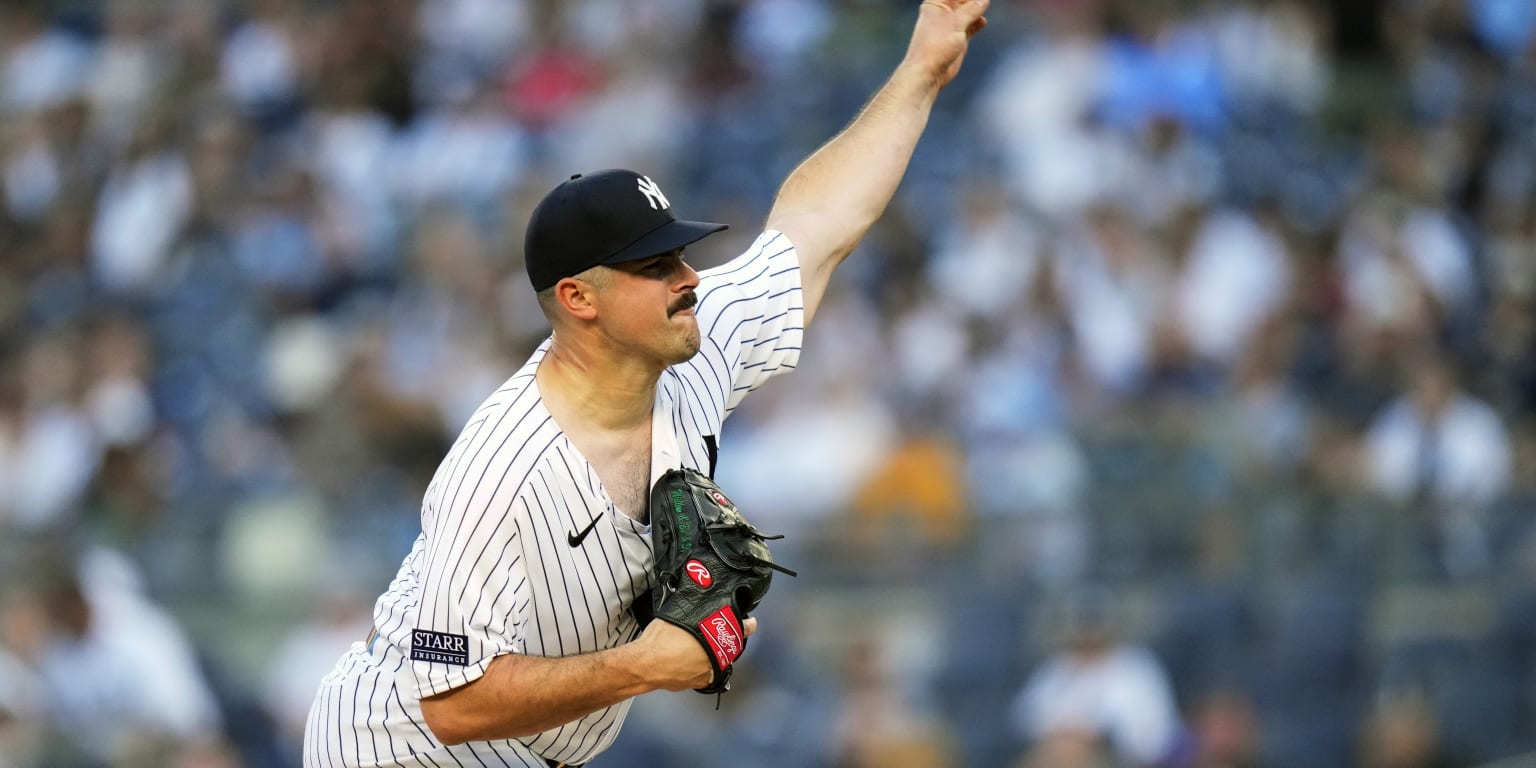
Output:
[669, 291, 697, 316]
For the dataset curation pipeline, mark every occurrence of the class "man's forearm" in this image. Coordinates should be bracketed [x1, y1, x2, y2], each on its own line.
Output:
[767, 61, 941, 281]
[764, 0, 987, 323]
[419, 642, 655, 745]
[418, 617, 723, 746]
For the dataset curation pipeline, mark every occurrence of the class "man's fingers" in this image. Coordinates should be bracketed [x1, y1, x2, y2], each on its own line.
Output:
[743, 617, 758, 638]
[921, 0, 989, 31]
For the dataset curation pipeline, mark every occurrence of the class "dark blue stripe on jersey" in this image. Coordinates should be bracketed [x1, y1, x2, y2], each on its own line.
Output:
[434, 391, 541, 543]
[531, 466, 595, 654]
[527, 475, 598, 654]
[700, 234, 784, 281]
[696, 245, 773, 294]
[706, 233, 789, 280]
[350, 668, 365, 762]
[711, 309, 768, 354]
[679, 341, 727, 418]
[512, 515, 562, 656]
[463, 548, 522, 641]
[562, 687, 627, 761]
[464, 741, 508, 767]
[427, 414, 557, 656]
[703, 291, 768, 341]
[433, 386, 538, 538]
[332, 683, 348, 767]
[574, 710, 624, 763]
[697, 263, 771, 318]
[376, 582, 422, 655]
[534, 717, 577, 763]
[474, 569, 527, 649]
[502, 744, 540, 768]
[452, 524, 518, 630]
[552, 452, 632, 647]
[313, 684, 328, 767]
[494, 743, 540, 768]
[379, 656, 407, 764]
[428, 415, 490, 535]
[672, 374, 717, 450]
[413, 399, 538, 647]
[390, 683, 446, 767]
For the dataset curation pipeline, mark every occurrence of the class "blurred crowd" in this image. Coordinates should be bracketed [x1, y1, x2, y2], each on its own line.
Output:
[0, 0, 1533, 766]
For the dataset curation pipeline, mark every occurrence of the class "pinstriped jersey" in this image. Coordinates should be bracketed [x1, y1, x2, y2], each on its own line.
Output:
[304, 231, 804, 768]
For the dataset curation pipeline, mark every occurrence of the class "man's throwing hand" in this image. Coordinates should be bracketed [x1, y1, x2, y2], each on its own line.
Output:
[909, 0, 990, 89]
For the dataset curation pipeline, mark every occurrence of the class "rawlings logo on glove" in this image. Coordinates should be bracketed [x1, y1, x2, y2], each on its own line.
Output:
[648, 468, 795, 697]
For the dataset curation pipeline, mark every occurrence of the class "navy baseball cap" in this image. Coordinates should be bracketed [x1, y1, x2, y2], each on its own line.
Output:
[524, 169, 728, 291]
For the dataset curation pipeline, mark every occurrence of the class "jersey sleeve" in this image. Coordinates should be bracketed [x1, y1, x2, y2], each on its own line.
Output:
[686, 230, 805, 419]
[408, 467, 534, 699]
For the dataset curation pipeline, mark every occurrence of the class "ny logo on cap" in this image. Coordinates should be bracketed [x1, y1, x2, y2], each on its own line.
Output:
[637, 175, 670, 210]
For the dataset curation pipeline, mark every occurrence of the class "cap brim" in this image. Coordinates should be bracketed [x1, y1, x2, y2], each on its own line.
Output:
[600, 219, 728, 266]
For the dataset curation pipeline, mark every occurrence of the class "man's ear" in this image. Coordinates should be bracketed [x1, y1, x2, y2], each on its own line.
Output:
[554, 277, 599, 321]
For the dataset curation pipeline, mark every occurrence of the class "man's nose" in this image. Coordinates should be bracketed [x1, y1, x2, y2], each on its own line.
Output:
[677, 262, 700, 290]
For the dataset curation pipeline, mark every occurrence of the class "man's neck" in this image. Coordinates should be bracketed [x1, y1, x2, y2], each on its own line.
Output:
[537, 336, 661, 432]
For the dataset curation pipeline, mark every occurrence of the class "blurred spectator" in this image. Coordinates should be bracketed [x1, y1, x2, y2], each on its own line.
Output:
[831, 634, 956, 768]
[1363, 352, 1511, 578]
[1187, 687, 1265, 768]
[1016, 730, 1120, 768]
[1, 544, 230, 766]
[849, 423, 971, 557]
[88, 0, 173, 148]
[220, 0, 305, 119]
[0, 331, 100, 530]
[1096, 0, 1227, 134]
[416, 0, 530, 98]
[976, 0, 1117, 217]
[1364, 353, 1511, 508]
[393, 80, 529, 213]
[88, 112, 193, 296]
[0, 590, 44, 767]
[0, 0, 92, 116]
[1011, 587, 1183, 768]
[1053, 203, 1170, 396]
[1337, 185, 1477, 339]
[1171, 204, 1291, 369]
[1358, 689, 1464, 768]
[1201, 317, 1311, 482]
[1203, 0, 1327, 119]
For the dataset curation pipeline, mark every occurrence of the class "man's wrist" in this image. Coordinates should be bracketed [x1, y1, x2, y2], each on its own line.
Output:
[606, 636, 666, 696]
[893, 55, 947, 101]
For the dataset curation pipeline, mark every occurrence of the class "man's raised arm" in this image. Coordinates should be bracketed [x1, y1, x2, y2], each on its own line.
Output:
[765, 0, 989, 325]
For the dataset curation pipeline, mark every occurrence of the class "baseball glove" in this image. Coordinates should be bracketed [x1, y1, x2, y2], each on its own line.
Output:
[649, 468, 795, 696]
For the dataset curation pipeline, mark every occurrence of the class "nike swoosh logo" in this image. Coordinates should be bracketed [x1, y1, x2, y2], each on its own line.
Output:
[567, 514, 602, 547]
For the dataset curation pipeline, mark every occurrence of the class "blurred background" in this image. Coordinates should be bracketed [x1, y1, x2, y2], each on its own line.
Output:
[0, 0, 1533, 766]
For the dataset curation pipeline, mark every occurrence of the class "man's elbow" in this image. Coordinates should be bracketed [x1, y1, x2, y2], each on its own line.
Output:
[420, 696, 474, 746]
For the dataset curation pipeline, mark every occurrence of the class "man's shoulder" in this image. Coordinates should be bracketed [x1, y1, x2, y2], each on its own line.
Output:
[697, 230, 796, 283]
[440, 358, 565, 479]
[455, 342, 549, 431]
[457, 370, 541, 435]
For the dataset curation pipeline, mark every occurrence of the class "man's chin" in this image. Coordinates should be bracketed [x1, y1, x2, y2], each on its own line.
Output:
[667, 332, 702, 364]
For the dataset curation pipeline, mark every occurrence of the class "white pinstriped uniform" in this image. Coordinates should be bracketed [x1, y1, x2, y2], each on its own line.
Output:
[304, 231, 804, 768]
